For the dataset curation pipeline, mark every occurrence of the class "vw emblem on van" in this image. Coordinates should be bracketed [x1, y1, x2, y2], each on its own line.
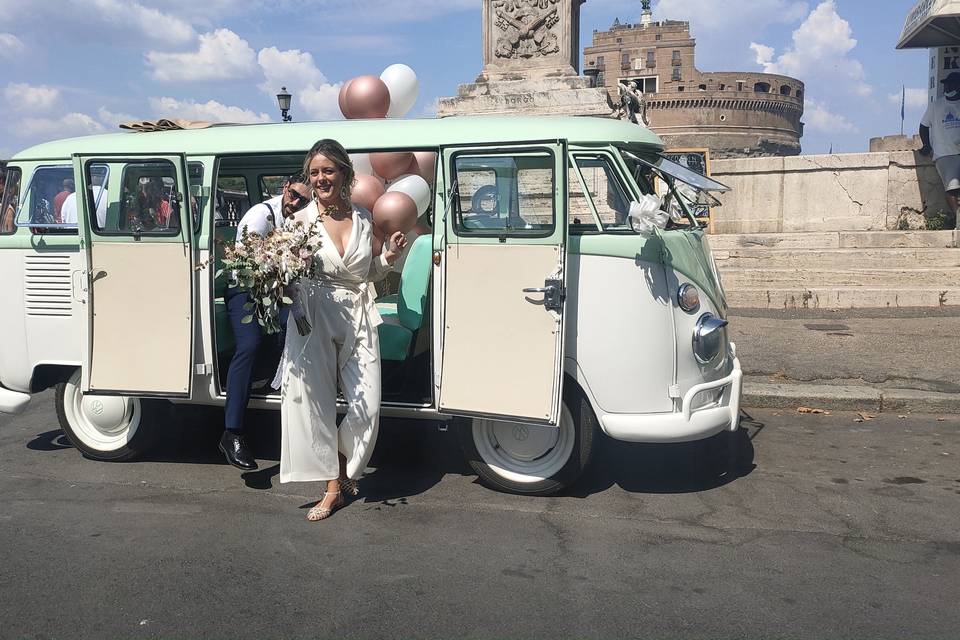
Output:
[513, 425, 529, 442]
[91, 400, 104, 416]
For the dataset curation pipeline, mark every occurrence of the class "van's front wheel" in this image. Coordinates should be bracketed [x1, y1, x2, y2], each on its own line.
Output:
[456, 389, 597, 496]
[55, 370, 159, 461]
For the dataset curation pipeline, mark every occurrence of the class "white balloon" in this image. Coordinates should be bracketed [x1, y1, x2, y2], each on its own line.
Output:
[387, 173, 431, 216]
[380, 63, 419, 119]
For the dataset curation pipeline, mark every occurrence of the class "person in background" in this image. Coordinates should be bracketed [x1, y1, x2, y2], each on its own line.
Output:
[920, 71, 960, 229]
[60, 173, 108, 228]
[53, 179, 74, 223]
[219, 173, 313, 471]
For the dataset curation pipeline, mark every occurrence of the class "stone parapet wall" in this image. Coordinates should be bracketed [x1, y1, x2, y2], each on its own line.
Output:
[710, 151, 951, 234]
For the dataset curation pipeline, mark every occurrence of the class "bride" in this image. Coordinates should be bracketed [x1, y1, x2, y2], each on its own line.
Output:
[278, 139, 407, 521]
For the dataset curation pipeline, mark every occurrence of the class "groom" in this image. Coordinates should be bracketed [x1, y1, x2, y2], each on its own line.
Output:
[219, 173, 312, 470]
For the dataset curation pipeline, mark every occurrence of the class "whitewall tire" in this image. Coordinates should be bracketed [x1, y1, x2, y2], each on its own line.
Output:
[457, 388, 597, 495]
[55, 369, 159, 461]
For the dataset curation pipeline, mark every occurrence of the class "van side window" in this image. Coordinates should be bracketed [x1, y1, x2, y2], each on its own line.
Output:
[0, 166, 21, 235]
[97, 161, 179, 236]
[451, 151, 555, 236]
[15, 165, 101, 235]
[568, 155, 632, 233]
[216, 175, 250, 225]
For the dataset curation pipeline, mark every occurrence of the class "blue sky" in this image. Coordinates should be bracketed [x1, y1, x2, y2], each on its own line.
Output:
[0, 0, 931, 158]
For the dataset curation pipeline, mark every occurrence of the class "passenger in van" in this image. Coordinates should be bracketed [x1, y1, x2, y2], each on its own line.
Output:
[218, 172, 312, 471]
[1, 177, 15, 235]
[278, 139, 407, 522]
[61, 173, 108, 228]
[53, 179, 74, 223]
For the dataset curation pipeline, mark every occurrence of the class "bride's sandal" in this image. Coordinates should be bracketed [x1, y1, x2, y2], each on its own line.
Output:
[340, 477, 359, 497]
[306, 491, 343, 522]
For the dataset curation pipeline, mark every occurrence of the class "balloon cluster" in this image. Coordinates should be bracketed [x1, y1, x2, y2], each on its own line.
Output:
[338, 64, 434, 252]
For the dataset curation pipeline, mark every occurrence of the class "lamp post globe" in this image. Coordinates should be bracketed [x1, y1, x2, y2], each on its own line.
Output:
[276, 86, 293, 122]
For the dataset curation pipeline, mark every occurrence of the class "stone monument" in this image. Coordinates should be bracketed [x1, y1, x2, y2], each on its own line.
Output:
[437, 0, 615, 117]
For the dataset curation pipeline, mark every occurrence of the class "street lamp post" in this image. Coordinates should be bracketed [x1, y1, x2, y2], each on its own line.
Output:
[276, 86, 293, 122]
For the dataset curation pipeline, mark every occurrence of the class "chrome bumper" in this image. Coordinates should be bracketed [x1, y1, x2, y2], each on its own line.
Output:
[599, 354, 743, 443]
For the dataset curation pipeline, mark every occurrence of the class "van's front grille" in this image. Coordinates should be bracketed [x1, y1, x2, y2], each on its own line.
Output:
[24, 254, 73, 317]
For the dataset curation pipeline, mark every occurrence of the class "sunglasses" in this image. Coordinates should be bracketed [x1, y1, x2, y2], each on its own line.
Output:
[286, 187, 310, 204]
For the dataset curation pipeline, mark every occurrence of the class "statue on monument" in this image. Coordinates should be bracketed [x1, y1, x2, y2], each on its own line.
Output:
[618, 80, 648, 126]
[642, 0, 652, 11]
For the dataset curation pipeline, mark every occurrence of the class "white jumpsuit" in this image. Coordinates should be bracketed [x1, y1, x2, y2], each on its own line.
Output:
[278, 201, 391, 484]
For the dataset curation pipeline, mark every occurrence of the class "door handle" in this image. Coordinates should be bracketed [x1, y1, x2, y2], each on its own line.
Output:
[522, 279, 564, 312]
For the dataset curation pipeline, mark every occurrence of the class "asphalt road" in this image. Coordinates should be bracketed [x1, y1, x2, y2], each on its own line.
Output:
[1, 392, 958, 639]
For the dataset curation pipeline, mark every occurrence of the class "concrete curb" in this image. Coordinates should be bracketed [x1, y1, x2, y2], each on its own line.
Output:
[743, 381, 960, 415]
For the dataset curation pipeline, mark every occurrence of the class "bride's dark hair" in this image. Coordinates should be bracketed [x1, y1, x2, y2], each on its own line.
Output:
[302, 139, 355, 201]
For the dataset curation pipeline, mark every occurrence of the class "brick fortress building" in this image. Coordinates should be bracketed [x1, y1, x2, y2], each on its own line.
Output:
[583, 2, 805, 158]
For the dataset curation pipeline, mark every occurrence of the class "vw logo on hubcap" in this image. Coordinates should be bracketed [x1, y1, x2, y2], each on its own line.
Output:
[513, 425, 529, 442]
[91, 400, 104, 416]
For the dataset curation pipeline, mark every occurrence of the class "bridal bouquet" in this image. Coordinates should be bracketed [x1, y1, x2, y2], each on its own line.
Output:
[215, 219, 322, 335]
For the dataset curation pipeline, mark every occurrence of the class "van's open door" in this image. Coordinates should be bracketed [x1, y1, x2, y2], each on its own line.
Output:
[438, 142, 567, 426]
[73, 154, 194, 397]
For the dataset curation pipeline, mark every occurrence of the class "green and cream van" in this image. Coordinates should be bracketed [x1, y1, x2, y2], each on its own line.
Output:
[0, 116, 741, 495]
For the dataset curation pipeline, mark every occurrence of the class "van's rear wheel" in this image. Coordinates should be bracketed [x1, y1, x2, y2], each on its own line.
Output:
[456, 389, 597, 496]
[55, 369, 159, 461]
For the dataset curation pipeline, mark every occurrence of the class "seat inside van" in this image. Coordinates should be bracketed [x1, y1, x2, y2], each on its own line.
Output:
[375, 233, 432, 361]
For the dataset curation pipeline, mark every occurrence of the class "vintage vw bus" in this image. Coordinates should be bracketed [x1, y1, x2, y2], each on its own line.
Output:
[0, 116, 741, 495]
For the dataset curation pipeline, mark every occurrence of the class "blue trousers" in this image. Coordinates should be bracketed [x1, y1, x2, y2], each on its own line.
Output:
[224, 288, 286, 432]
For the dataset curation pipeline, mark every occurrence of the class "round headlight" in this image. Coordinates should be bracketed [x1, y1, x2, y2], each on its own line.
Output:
[678, 284, 700, 313]
[693, 313, 728, 364]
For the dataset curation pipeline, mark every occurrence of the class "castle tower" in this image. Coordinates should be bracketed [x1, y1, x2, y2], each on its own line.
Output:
[582, 6, 805, 157]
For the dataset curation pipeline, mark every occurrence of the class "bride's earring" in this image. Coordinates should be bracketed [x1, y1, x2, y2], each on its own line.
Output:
[340, 185, 350, 203]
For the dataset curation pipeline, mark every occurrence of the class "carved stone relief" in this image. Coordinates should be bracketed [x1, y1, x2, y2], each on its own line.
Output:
[492, 0, 561, 59]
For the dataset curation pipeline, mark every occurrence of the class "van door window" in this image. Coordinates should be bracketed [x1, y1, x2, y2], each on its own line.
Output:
[259, 174, 288, 200]
[451, 151, 555, 236]
[17, 165, 107, 234]
[97, 161, 179, 236]
[216, 175, 250, 225]
[568, 155, 632, 233]
[0, 166, 21, 235]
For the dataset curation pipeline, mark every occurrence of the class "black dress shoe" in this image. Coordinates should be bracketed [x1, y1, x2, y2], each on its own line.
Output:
[219, 431, 257, 471]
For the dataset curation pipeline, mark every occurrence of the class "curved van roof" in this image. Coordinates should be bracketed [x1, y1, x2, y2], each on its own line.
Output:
[12, 116, 662, 161]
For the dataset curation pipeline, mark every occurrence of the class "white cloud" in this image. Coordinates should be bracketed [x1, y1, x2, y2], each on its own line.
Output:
[97, 107, 139, 128]
[0, 33, 25, 58]
[257, 46, 342, 120]
[420, 97, 440, 118]
[87, 0, 195, 45]
[146, 29, 257, 82]
[653, 0, 808, 33]
[15, 112, 106, 138]
[888, 88, 929, 112]
[4, 83, 59, 111]
[149, 96, 271, 124]
[751, 1, 871, 97]
[805, 99, 857, 134]
[257, 47, 328, 92]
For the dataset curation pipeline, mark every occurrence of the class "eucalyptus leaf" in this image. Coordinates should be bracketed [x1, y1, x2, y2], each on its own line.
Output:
[243, 302, 254, 311]
[262, 296, 272, 306]
[281, 296, 293, 305]
[241, 314, 253, 324]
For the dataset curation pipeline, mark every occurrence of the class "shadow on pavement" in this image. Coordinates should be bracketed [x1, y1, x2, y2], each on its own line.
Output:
[568, 420, 759, 497]
[26, 429, 73, 452]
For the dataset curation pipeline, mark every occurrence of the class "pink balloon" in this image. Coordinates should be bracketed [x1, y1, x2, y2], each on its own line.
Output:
[373, 191, 418, 236]
[338, 79, 355, 119]
[410, 151, 436, 186]
[370, 151, 415, 181]
[345, 75, 390, 120]
[351, 173, 386, 212]
[371, 227, 385, 257]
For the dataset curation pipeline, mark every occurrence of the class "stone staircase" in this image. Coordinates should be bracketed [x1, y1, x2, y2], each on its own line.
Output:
[710, 230, 960, 309]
